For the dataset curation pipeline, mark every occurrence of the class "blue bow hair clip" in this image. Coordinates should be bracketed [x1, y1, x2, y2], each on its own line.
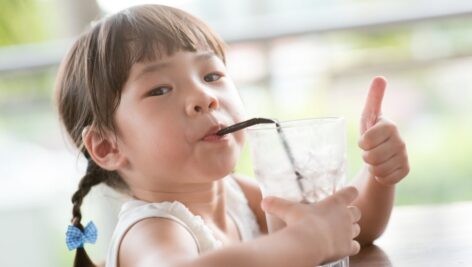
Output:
[66, 221, 98, 250]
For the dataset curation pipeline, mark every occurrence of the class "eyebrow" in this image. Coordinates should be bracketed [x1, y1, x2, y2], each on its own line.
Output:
[195, 51, 216, 62]
[133, 51, 217, 81]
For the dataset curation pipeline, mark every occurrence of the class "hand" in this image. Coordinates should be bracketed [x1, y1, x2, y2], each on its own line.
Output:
[359, 77, 410, 185]
[261, 187, 362, 264]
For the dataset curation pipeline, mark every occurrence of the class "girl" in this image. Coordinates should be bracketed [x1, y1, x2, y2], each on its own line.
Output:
[56, 4, 409, 267]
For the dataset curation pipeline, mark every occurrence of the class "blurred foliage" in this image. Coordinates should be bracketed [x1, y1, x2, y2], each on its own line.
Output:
[0, 68, 56, 101]
[397, 117, 472, 204]
[0, 0, 60, 105]
[0, 0, 58, 46]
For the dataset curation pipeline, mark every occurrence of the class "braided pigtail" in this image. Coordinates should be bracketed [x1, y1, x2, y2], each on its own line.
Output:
[68, 160, 105, 267]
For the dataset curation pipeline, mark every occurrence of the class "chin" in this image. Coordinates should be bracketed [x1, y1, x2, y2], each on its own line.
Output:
[208, 163, 237, 180]
[195, 143, 242, 180]
[200, 156, 238, 181]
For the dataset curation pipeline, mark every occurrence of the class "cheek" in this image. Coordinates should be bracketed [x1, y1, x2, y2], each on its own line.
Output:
[222, 90, 247, 122]
[234, 128, 246, 148]
[116, 108, 186, 163]
[142, 119, 187, 159]
[134, 129, 191, 180]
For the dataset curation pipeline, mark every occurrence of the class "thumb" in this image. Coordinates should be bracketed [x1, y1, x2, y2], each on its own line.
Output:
[261, 196, 297, 222]
[360, 76, 387, 134]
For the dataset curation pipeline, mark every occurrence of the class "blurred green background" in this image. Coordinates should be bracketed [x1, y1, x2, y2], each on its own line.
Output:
[1, 0, 472, 266]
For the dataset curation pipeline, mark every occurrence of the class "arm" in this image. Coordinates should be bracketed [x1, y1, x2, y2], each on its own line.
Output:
[352, 77, 410, 246]
[178, 226, 328, 267]
[351, 165, 395, 245]
[120, 187, 361, 267]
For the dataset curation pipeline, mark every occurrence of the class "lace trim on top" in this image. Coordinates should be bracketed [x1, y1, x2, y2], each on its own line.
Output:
[121, 200, 223, 253]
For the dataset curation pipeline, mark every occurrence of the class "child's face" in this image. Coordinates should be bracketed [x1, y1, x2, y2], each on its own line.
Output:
[113, 50, 246, 189]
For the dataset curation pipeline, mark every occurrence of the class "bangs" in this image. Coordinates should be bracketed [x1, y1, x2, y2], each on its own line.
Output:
[120, 5, 226, 64]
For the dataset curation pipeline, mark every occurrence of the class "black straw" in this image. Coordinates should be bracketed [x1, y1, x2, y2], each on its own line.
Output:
[216, 118, 276, 136]
[274, 123, 307, 197]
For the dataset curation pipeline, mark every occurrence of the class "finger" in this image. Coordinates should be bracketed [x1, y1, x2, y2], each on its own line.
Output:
[361, 76, 387, 134]
[358, 118, 396, 151]
[348, 206, 361, 223]
[362, 146, 395, 166]
[332, 186, 359, 205]
[350, 240, 361, 256]
[352, 223, 361, 238]
[261, 196, 297, 222]
[376, 166, 409, 185]
[362, 137, 401, 165]
[367, 154, 402, 178]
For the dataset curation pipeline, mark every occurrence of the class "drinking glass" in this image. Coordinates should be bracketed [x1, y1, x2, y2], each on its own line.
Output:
[247, 117, 349, 267]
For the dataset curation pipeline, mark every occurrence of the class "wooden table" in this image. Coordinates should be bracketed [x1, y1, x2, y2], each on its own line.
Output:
[350, 202, 472, 266]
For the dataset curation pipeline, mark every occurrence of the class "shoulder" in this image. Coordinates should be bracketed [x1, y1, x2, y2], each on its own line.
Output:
[231, 174, 268, 234]
[230, 174, 262, 202]
[119, 217, 199, 267]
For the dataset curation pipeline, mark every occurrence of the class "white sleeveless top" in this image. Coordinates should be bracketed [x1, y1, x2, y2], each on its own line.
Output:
[105, 176, 261, 267]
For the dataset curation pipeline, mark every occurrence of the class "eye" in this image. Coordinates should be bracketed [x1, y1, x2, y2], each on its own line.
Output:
[147, 86, 172, 96]
[204, 72, 222, 82]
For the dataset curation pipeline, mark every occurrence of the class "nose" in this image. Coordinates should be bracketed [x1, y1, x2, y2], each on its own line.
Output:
[185, 83, 219, 116]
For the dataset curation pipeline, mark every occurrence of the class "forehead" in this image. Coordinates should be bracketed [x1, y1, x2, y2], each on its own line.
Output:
[133, 50, 219, 77]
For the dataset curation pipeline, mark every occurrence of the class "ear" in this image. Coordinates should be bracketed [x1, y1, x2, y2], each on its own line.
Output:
[82, 127, 127, 171]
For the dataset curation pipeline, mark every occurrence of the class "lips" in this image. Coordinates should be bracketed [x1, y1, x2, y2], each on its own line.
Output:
[201, 124, 226, 141]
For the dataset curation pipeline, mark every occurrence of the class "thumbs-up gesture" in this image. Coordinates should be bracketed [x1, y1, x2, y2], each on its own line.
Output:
[359, 77, 410, 185]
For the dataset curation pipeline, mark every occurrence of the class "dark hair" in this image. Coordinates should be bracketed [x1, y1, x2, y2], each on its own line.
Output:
[55, 4, 227, 266]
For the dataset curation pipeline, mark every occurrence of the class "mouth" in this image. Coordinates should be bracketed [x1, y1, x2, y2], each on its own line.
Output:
[201, 124, 227, 141]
